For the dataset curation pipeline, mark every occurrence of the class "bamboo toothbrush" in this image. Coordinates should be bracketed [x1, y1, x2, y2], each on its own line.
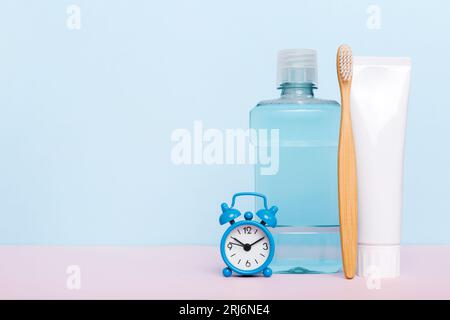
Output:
[337, 44, 358, 279]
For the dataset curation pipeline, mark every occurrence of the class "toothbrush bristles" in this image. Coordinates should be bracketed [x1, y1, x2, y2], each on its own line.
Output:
[339, 45, 353, 81]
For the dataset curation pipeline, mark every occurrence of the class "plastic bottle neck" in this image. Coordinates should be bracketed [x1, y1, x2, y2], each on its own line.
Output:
[279, 83, 316, 99]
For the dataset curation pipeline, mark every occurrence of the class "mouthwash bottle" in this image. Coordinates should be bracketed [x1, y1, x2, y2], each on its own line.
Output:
[250, 49, 342, 274]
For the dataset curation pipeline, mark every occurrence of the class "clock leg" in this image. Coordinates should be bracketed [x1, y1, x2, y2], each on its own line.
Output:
[223, 267, 232, 278]
[263, 267, 272, 278]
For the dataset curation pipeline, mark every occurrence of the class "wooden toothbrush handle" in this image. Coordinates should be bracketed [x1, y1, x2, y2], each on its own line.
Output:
[338, 87, 358, 279]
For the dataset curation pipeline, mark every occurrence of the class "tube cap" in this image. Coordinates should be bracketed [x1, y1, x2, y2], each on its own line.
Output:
[277, 49, 318, 87]
[358, 245, 400, 278]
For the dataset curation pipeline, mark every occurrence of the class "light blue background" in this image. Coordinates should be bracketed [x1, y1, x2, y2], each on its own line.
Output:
[1, 0, 449, 245]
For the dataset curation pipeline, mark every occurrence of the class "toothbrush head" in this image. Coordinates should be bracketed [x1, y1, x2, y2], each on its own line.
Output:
[338, 44, 353, 82]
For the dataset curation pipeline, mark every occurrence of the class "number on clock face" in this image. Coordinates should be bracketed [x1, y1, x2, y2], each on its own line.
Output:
[224, 224, 270, 271]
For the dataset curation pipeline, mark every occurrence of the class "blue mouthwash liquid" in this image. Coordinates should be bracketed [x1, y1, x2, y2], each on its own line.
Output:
[250, 49, 342, 274]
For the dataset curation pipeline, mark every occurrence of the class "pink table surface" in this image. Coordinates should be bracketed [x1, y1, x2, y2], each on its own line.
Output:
[0, 245, 449, 300]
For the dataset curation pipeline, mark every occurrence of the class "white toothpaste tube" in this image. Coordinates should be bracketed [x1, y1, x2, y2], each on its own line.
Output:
[351, 57, 412, 278]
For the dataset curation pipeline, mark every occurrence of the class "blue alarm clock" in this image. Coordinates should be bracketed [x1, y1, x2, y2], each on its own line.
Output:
[219, 192, 278, 278]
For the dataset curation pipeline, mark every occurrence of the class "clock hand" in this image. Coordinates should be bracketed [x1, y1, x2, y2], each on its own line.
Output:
[229, 242, 243, 247]
[249, 236, 265, 247]
[231, 237, 245, 246]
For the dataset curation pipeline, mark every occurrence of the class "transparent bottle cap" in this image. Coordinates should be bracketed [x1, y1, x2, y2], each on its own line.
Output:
[277, 49, 318, 87]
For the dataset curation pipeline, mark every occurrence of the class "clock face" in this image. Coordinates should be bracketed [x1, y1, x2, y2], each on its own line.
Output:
[223, 223, 271, 271]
